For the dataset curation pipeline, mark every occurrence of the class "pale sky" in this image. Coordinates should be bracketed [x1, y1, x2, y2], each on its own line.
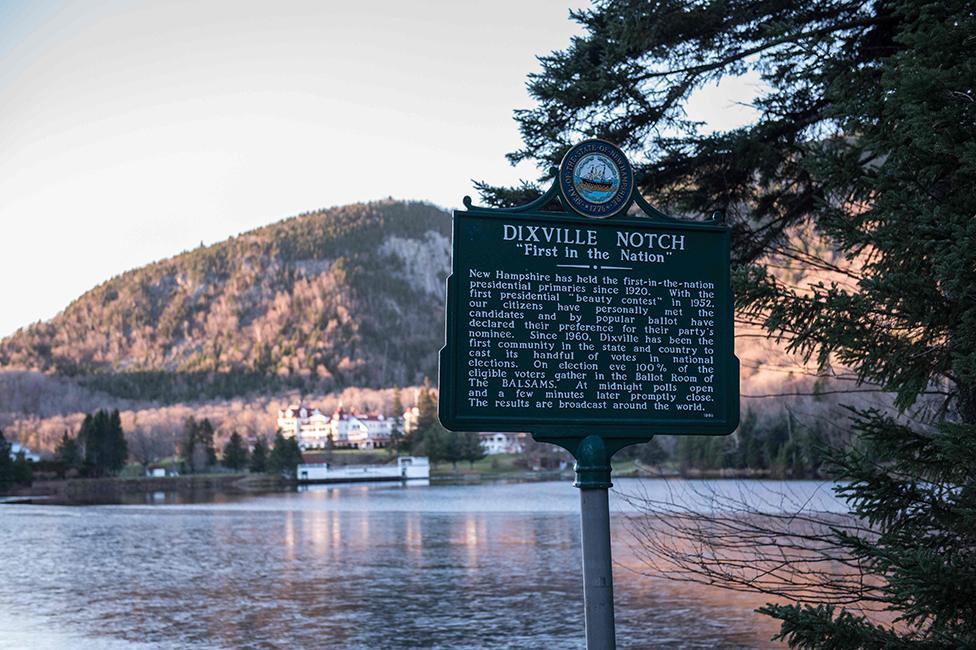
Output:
[0, 0, 762, 337]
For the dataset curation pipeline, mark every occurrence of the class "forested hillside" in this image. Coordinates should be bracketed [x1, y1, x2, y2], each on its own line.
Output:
[0, 200, 450, 401]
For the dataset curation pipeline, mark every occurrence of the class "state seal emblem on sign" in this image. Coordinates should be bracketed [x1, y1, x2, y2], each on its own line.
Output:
[558, 139, 633, 218]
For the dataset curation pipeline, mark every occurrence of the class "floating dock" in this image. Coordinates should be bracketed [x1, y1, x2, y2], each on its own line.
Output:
[296, 456, 430, 484]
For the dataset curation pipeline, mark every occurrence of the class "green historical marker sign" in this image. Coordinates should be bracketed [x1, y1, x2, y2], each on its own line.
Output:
[439, 140, 739, 447]
[439, 140, 739, 649]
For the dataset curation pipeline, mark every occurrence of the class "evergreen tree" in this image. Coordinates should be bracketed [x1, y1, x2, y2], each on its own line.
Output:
[734, 410, 765, 470]
[0, 430, 13, 488]
[106, 409, 128, 474]
[763, 419, 791, 475]
[637, 437, 667, 467]
[390, 387, 404, 421]
[407, 379, 439, 455]
[10, 450, 32, 486]
[675, 436, 706, 472]
[288, 437, 302, 471]
[82, 411, 105, 475]
[55, 431, 82, 475]
[461, 431, 485, 467]
[268, 431, 286, 474]
[443, 430, 465, 470]
[76, 414, 94, 474]
[389, 387, 405, 454]
[78, 409, 127, 476]
[423, 426, 451, 467]
[703, 437, 728, 470]
[197, 418, 217, 467]
[180, 417, 198, 471]
[0, 430, 31, 487]
[799, 424, 827, 477]
[268, 432, 302, 477]
[249, 437, 268, 473]
[492, 1, 976, 645]
[181, 416, 217, 473]
[222, 431, 249, 471]
[415, 379, 436, 432]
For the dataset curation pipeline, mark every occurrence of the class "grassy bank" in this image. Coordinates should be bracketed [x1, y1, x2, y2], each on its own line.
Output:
[428, 454, 571, 481]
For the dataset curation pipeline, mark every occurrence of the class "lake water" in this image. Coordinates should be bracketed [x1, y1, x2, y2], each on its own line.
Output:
[0, 479, 846, 649]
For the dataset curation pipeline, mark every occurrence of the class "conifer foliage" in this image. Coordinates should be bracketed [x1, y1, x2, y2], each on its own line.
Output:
[180, 417, 217, 473]
[249, 437, 269, 474]
[221, 431, 249, 471]
[269, 432, 302, 477]
[493, 1, 976, 646]
[0, 429, 33, 488]
[55, 431, 82, 475]
[408, 380, 484, 467]
[78, 409, 128, 477]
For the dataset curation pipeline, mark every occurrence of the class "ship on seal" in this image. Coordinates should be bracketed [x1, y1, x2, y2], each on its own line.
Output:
[577, 162, 615, 193]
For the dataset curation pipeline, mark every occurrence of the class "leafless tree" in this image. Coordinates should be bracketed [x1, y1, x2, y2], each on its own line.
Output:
[616, 478, 892, 617]
[127, 422, 177, 467]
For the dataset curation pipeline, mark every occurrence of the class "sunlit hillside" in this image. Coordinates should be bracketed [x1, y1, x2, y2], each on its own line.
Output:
[1, 200, 450, 400]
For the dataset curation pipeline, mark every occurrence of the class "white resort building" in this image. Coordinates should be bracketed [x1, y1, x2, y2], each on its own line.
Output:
[277, 404, 394, 450]
[479, 432, 525, 455]
[399, 406, 524, 454]
[277, 405, 332, 448]
[402, 406, 421, 434]
[277, 404, 526, 455]
[329, 406, 394, 450]
[7, 442, 41, 462]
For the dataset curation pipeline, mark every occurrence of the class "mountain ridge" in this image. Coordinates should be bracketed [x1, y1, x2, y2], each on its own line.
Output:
[0, 199, 451, 402]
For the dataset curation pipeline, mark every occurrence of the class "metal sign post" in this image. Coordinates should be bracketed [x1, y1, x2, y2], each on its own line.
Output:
[439, 140, 739, 649]
[580, 486, 614, 647]
[576, 435, 616, 649]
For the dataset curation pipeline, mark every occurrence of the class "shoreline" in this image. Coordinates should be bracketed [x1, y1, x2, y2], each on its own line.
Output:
[1, 473, 281, 505]
[2, 464, 823, 505]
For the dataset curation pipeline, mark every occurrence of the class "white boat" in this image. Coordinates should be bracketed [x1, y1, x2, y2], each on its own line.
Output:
[296, 456, 430, 483]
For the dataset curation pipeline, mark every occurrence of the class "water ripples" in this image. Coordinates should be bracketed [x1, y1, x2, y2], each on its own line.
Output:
[0, 479, 839, 648]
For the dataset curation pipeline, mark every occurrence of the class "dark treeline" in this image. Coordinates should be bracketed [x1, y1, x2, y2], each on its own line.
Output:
[33, 412, 302, 481]
[610, 410, 829, 478]
[48, 409, 128, 479]
[179, 416, 301, 477]
[676, 410, 827, 478]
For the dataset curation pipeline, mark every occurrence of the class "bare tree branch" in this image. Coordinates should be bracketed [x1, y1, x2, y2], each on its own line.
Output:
[616, 480, 890, 616]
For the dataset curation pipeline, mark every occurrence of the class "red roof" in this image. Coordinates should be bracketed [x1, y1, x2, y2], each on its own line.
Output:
[281, 404, 320, 418]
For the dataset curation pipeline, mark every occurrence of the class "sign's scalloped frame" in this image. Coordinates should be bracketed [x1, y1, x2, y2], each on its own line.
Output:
[439, 148, 739, 450]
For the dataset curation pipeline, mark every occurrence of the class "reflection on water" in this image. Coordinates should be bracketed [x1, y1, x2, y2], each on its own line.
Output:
[0, 479, 844, 649]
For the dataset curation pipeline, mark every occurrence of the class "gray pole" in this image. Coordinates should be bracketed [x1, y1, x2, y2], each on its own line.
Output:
[580, 486, 616, 649]
[574, 435, 617, 650]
